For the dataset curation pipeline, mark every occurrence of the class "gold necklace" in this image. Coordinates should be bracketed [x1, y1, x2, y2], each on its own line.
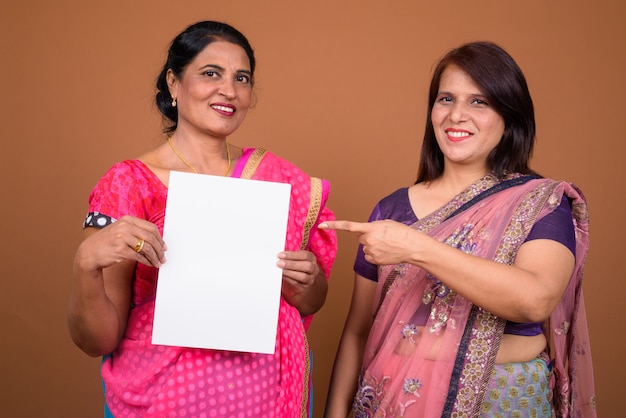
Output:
[167, 136, 231, 176]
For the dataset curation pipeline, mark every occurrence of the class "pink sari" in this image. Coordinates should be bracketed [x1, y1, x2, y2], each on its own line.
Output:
[88, 148, 337, 417]
[355, 174, 596, 417]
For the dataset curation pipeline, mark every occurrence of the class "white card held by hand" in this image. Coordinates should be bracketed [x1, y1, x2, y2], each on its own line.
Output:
[152, 171, 291, 354]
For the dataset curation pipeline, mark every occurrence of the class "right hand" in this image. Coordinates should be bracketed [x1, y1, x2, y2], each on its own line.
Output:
[319, 219, 417, 265]
[76, 215, 167, 271]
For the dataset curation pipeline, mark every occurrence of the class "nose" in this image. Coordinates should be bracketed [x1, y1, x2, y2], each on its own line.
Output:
[219, 80, 236, 100]
[449, 102, 468, 123]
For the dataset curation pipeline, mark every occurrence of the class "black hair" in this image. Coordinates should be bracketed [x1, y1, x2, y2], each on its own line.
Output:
[416, 41, 536, 183]
[155, 21, 256, 133]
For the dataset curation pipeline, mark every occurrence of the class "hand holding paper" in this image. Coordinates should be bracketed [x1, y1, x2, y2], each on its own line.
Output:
[278, 250, 326, 316]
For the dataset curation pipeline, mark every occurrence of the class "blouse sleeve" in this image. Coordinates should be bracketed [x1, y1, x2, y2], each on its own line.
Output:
[354, 203, 384, 281]
[525, 195, 576, 256]
[83, 161, 162, 228]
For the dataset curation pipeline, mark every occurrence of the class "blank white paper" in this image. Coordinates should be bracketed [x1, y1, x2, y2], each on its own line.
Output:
[152, 171, 291, 354]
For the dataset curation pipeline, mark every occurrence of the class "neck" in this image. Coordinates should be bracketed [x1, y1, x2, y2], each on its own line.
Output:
[434, 167, 491, 195]
[167, 134, 231, 176]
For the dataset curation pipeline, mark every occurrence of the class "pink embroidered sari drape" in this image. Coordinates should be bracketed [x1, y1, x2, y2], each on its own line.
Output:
[88, 148, 336, 417]
[355, 174, 595, 417]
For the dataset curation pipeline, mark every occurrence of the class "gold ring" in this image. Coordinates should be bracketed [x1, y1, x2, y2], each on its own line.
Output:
[134, 238, 145, 253]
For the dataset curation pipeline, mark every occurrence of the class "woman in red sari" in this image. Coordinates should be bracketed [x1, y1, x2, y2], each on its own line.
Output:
[68, 21, 337, 417]
[323, 42, 595, 417]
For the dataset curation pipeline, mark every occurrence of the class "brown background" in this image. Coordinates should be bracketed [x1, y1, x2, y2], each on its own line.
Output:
[2, 1, 624, 416]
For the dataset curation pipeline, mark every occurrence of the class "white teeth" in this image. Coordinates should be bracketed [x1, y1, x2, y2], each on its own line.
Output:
[448, 131, 469, 138]
[212, 105, 234, 113]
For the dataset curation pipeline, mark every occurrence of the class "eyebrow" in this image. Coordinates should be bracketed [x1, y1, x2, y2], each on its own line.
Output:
[437, 90, 486, 97]
[198, 64, 252, 76]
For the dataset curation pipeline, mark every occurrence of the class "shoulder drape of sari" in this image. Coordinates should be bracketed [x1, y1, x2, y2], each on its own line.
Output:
[92, 151, 336, 418]
[357, 175, 595, 418]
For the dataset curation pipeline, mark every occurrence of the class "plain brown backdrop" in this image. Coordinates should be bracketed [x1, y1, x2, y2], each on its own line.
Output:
[2, 1, 624, 416]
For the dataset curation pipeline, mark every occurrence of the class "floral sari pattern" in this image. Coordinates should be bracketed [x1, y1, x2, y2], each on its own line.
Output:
[355, 174, 595, 418]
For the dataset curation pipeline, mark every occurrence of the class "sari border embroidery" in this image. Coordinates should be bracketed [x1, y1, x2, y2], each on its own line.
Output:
[300, 177, 322, 250]
[447, 179, 561, 417]
[374, 267, 403, 318]
[445, 174, 541, 221]
[301, 335, 311, 418]
[299, 178, 322, 414]
[240, 148, 268, 179]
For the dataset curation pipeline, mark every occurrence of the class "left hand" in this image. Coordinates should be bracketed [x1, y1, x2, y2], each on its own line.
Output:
[319, 219, 417, 265]
[277, 250, 320, 295]
[277, 250, 327, 315]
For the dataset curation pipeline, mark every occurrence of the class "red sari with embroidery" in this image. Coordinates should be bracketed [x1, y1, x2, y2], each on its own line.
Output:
[87, 148, 337, 417]
[354, 174, 596, 417]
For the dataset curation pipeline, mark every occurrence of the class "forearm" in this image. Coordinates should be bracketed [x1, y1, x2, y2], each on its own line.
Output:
[325, 274, 375, 417]
[67, 267, 124, 356]
[67, 245, 132, 356]
[324, 331, 367, 417]
[407, 232, 573, 322]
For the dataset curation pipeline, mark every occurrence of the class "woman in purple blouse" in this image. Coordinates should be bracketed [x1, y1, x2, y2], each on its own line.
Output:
[322, 41, 596, 418]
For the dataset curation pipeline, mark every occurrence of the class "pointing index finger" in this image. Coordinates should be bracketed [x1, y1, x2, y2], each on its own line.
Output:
[318, 220, 368, 233]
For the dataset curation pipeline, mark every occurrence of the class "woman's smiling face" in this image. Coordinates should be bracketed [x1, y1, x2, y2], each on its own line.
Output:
[167, 41, 253, 139]
[431, 64, 505, 173]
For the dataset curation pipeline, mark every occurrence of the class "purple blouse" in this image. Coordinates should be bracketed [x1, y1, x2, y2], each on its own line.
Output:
[354, 187, 576, 336]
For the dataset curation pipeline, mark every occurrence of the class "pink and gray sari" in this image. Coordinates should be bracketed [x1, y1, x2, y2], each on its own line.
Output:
[86, 148, 337, 417]
[354, 174, 596, 417]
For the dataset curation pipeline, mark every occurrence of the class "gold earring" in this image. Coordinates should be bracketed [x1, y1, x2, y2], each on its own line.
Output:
[172, 98, 177, 107]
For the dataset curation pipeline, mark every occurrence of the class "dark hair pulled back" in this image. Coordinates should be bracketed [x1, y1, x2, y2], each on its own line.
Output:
[155, 21, 256, 133]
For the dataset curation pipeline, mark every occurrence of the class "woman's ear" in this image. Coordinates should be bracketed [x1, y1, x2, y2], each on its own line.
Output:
[166, 69, 178, 100]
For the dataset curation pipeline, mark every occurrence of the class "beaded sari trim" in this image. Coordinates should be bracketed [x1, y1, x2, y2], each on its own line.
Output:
[445, 180, 560, 417]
